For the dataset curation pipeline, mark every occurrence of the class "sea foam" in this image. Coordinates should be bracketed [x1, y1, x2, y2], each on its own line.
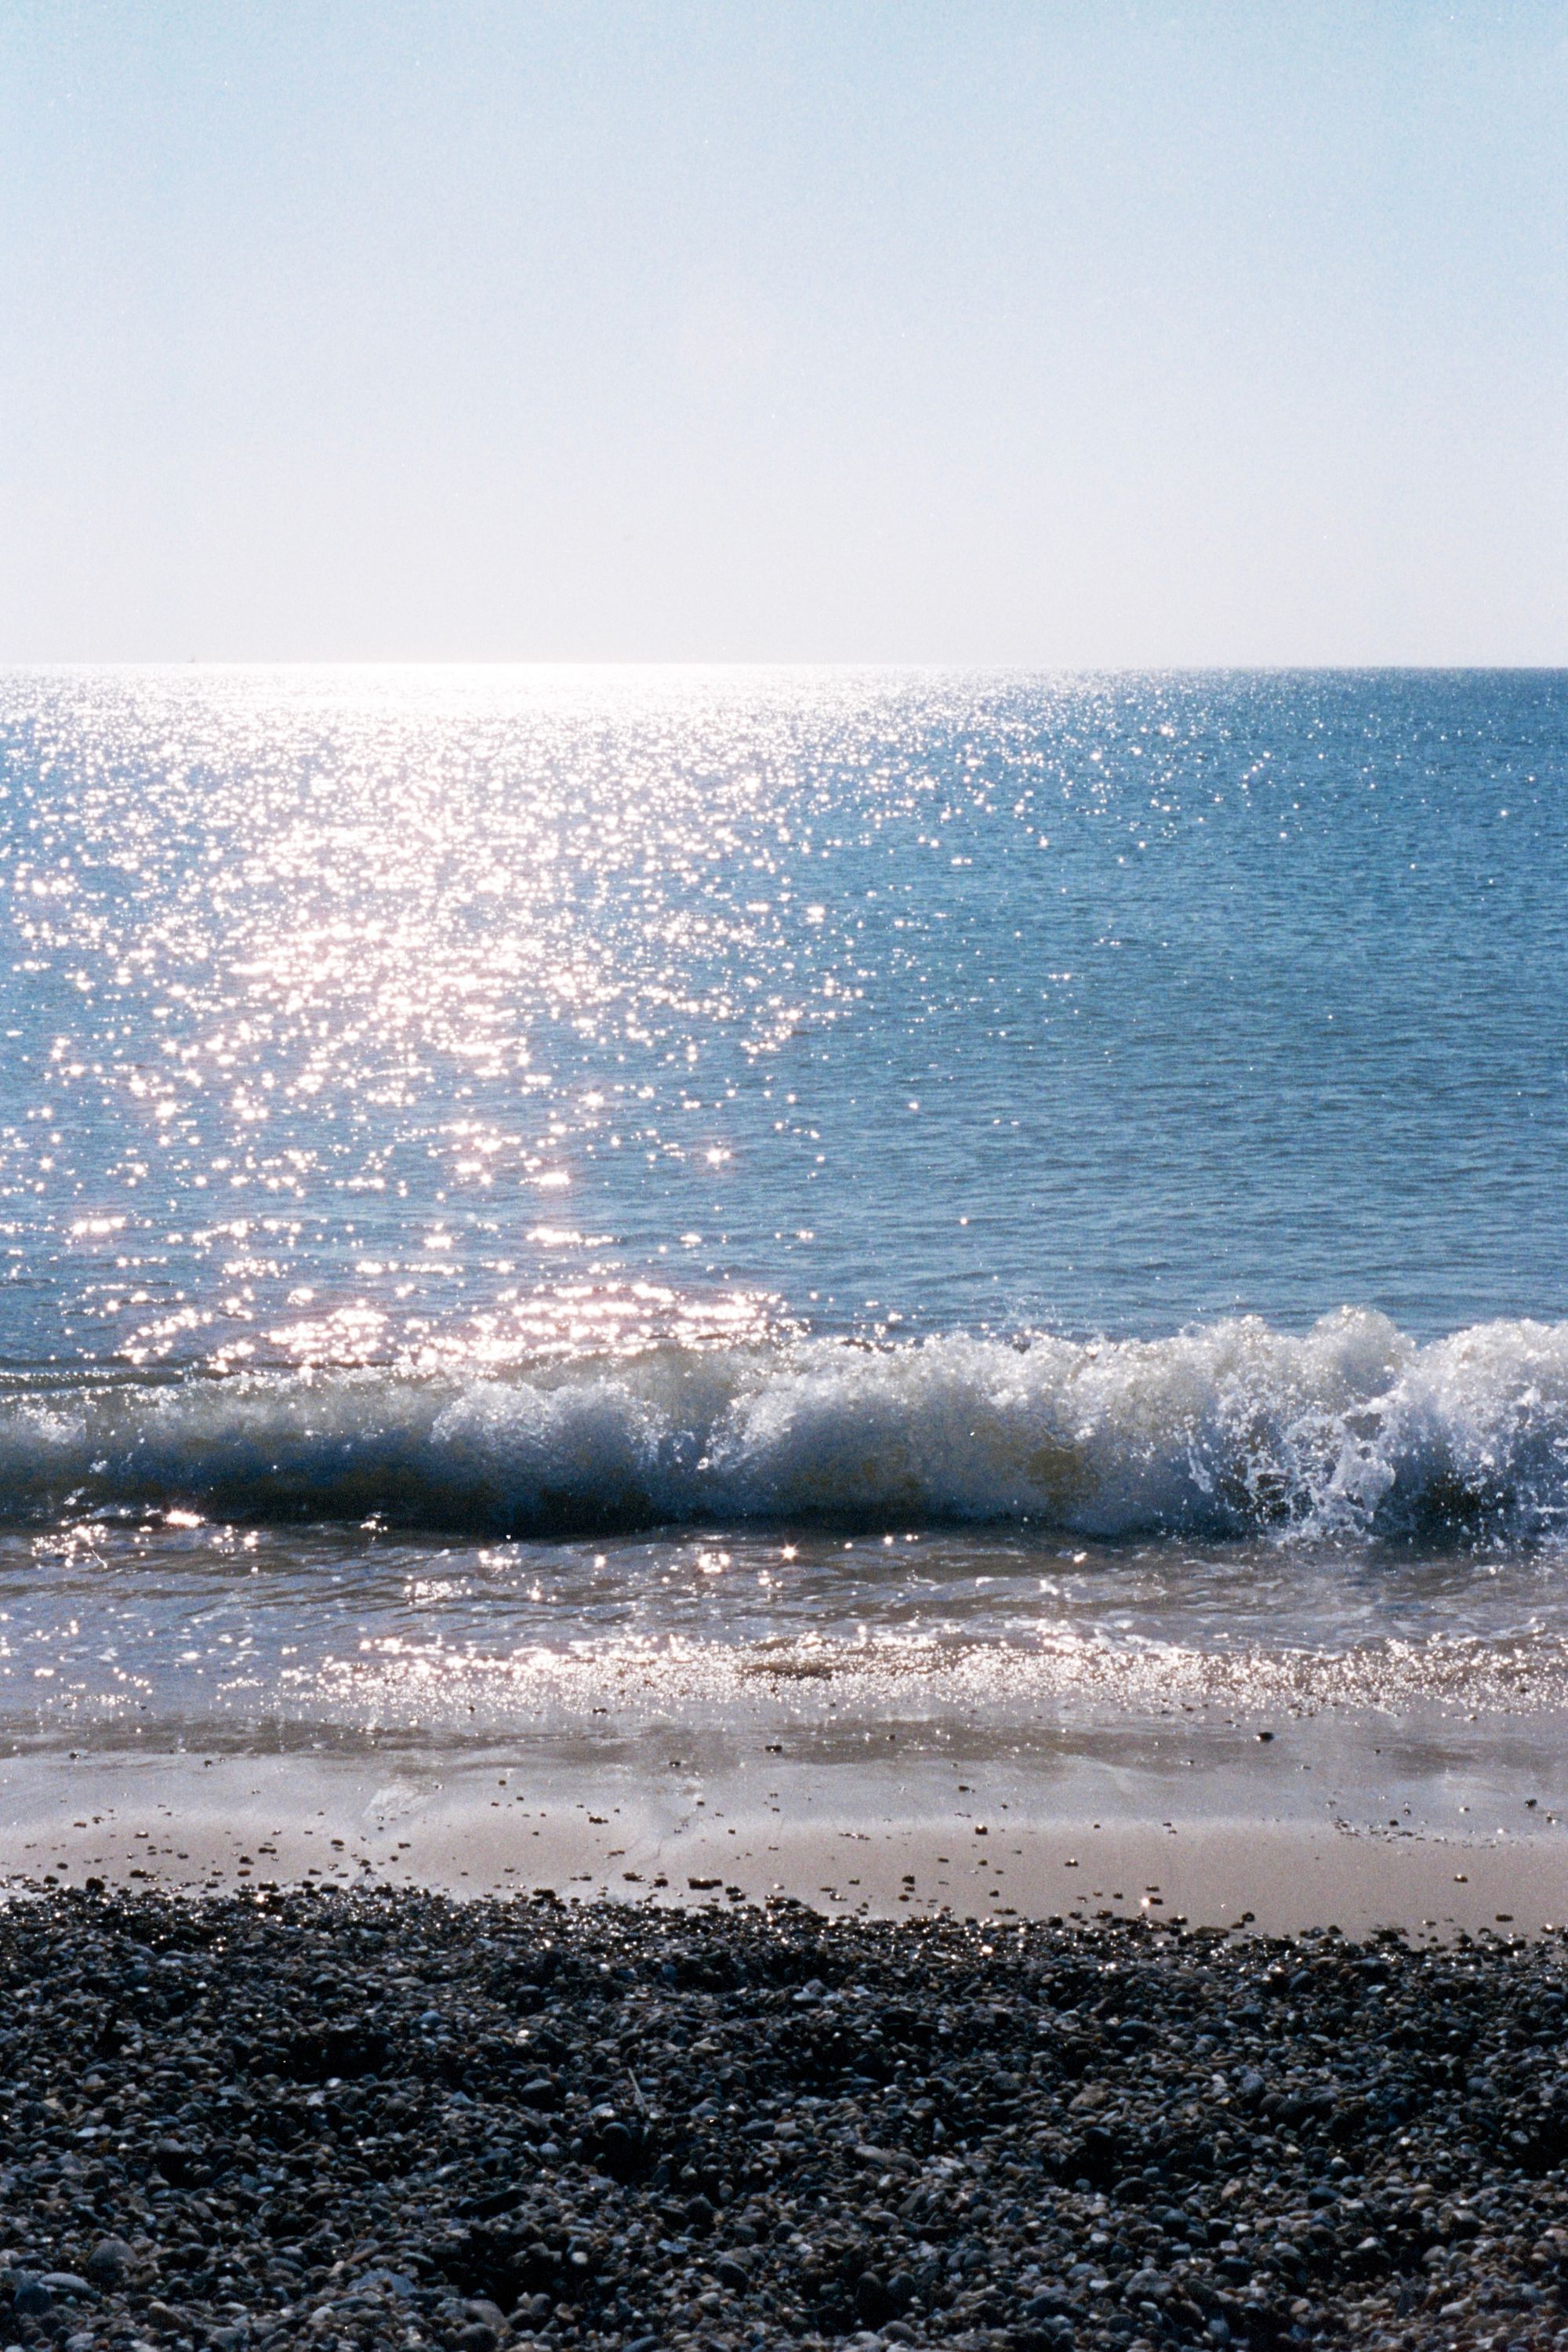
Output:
[5, 1307, 1568, 1544]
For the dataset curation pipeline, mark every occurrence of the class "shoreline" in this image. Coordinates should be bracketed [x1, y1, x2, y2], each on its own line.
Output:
[4, 1704, 1567, 1940]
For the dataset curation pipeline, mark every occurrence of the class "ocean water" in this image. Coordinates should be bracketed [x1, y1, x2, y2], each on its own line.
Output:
[4, 663, 1568, 1746]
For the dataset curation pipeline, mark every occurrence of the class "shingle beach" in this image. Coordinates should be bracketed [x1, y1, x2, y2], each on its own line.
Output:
[0, 1888, 1565, 2352]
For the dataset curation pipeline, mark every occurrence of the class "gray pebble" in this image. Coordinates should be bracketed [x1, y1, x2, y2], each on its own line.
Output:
[0, 1885, 1558, 2352]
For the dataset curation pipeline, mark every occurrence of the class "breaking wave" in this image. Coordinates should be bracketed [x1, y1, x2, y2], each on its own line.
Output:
[6, 1308, 1568, 1544]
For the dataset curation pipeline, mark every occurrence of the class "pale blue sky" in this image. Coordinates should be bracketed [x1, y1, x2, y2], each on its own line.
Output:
[1, 1, 1563, 662]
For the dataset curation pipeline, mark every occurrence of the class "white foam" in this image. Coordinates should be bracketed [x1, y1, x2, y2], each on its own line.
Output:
[4, 1308, 1568, 1542]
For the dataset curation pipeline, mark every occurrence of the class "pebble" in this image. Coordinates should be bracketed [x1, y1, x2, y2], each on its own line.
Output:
[85, 2238, 135, 2285]
[0, 1888, 1564, 2349]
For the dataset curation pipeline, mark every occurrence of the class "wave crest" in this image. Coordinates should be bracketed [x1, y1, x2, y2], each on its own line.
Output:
[6, 1308, 1568, 1542]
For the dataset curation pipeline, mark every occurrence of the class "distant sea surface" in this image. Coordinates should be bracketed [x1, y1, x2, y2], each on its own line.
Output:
[3, 666, 1568, 1746]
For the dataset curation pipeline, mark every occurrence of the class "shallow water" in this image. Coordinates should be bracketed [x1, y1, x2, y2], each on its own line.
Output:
[3, 665, 1568, 1744]
[5, 1518, 1568, 1748]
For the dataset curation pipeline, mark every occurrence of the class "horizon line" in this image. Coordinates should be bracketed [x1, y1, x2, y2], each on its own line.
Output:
[2, 657, 1566, 677]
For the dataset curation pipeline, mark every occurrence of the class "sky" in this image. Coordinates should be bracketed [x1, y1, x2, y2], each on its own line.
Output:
[0, 0, 1563, 666]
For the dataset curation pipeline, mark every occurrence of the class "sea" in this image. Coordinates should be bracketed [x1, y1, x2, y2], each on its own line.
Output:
[4, 664, 1568, 1761]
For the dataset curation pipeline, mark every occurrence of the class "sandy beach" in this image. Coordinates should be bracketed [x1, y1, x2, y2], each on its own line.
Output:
[7, 1666, 1568, 1941]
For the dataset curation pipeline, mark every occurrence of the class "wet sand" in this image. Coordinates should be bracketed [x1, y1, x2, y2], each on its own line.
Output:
[6, 1691, 1568, 1940]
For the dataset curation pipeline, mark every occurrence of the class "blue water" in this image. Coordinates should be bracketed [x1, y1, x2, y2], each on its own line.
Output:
[5, 666, 1566, 1367]
[5, 666, 1568, 1744]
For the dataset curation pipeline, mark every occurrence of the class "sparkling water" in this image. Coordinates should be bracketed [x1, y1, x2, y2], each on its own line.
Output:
[3, 664, 1567, 1744]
